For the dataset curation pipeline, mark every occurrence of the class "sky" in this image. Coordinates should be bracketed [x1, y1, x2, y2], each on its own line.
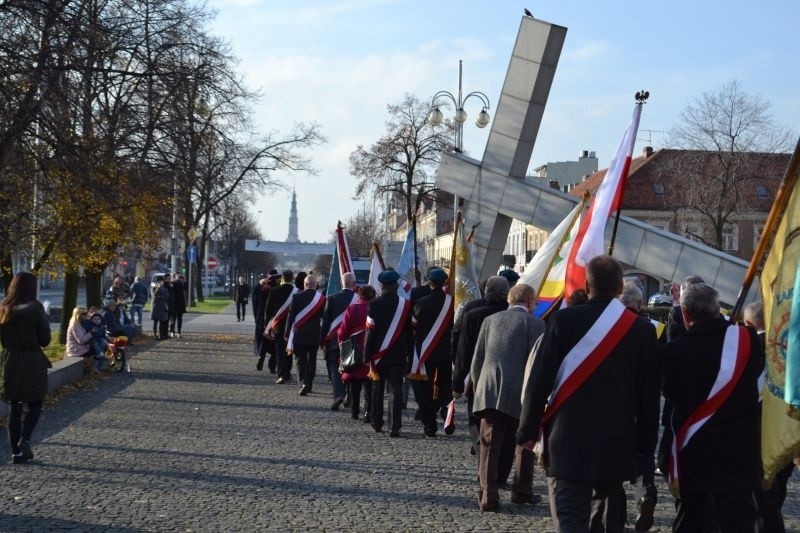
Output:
[205, 0, 800, 244]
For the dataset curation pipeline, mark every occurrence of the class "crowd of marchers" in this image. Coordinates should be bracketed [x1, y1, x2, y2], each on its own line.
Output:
[242, 256, 793, 532]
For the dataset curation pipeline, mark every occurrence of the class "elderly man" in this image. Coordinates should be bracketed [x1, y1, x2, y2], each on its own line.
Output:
[285, 274, 325, 396]
[320, 272, 359, 410]
[453, 276, 509, 455]
[518, 255, 660, 532]
[662, 282, 762, 532]
[471, 283, 545, 511]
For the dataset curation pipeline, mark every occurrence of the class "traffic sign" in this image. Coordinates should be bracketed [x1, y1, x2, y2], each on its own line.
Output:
[187, 244, 197, 263]
[207, 256, 218, 269]
[187, 227, 198, 241]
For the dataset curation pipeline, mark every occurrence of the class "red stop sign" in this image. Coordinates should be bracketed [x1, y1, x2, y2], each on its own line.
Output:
[207, 256, 218, 269]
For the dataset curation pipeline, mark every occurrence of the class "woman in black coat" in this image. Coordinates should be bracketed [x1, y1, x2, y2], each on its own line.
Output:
[169, 275, 188, 338]
[0, 272, 51, 464]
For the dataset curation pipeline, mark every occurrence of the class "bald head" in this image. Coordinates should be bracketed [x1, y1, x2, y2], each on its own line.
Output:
[304, 275, 318, 290]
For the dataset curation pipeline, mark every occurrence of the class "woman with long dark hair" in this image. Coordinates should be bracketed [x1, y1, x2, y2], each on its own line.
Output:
[0, 272, 51, 464]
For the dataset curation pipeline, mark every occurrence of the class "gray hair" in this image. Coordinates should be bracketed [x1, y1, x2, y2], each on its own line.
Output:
[342, 272, 356, 288]
[680, 283, 719, 322]
[305, 275, 318, 290]
[744, 301, 765, 330]
[484, 276, 510, 302]
[681, 275, 705, 295]
[620, 281, 643, 309]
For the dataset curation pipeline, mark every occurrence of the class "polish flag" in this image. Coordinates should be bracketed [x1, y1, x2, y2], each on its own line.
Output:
[565, 103, 643, 297]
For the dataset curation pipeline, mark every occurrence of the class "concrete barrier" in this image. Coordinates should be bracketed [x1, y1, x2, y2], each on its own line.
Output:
[0, 357, 85, 419]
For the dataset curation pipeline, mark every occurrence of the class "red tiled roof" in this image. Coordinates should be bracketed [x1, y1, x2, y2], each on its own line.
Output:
[567, 148, 790, 211]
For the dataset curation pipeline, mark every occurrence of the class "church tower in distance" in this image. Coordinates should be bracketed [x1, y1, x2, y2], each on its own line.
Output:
[286, 189, 300, 243]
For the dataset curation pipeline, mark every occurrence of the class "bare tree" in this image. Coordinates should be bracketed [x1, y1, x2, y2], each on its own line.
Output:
[667, 79, 794, 249]
[350, 94, 450, 281]
[343, 203, 386, 257]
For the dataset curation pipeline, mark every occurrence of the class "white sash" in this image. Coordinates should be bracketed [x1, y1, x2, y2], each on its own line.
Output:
[324, 292, 359, 343]
[266, 286, 298, 335]
[366, 294, 409, 365]
[410, 294, 453, 375]
[286, 291, 325, 352]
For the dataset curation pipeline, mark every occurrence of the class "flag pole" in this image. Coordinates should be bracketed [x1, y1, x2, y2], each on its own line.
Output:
[372, 241, 386, 270]
[448, 210, 463, 295]
[608, 93, 648, 256]
[730, 136, 800, 323]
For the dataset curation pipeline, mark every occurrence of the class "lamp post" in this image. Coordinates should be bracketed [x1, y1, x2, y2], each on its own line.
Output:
[427, 59, 491, 217]
[427, 59, 491, 153]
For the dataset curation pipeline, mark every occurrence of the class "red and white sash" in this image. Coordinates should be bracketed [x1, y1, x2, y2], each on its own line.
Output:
[542, 298, 637, 424]
[265, 287, 298, 336]
[323, 291, 359, 343]
[410, 294, 453, 376]
[286, 291, 325, 353]
[365, 294, 410, 367]
[668, 325, 751, 489]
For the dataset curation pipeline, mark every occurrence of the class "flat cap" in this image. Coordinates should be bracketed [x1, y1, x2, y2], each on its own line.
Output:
[427, 268, 448, 283]
[498, 269, 520, 283]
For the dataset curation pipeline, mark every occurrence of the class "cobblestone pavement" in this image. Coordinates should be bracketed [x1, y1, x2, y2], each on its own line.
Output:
[1, 306, 798, 532]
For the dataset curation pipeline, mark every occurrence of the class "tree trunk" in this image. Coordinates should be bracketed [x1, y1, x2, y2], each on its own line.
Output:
[0, 252, 13, 293]
[59, 269, 79, 344]
[85, 267, 104, 308]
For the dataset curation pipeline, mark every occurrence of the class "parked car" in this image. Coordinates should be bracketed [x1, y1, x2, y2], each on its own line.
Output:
[648, 293, 673, 307]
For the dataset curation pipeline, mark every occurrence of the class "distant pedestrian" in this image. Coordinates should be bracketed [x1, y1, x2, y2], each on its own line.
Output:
[129, 276, 148, 326]
[151, 279, 171, 340]
[169, 274, 188, 337]
[234, 276, 250, 322]
[0, 272, 52, 464]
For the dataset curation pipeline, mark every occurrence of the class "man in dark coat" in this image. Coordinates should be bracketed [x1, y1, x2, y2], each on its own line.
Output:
[320, 272, 358, 410]
[452, 276, 509, 457]
[264, 270, 296, 383]
[363, 270, 411, 436]
[518, 255, 660, 532]
[254, 276, 274, 372]
[662, 283, 763, 532]
[411, 267, 453, 437]
[285, 274, 324, 396]
[234, 276, 251, 322]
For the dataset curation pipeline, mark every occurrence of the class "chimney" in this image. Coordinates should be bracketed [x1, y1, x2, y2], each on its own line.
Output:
[581, 150, 589, 158]
[548, 179, 560, 190]
[643, 146, 654, 157]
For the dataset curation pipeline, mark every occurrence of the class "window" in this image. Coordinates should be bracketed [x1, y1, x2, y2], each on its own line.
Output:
[753, 223, 765, 250]
[683, 223, 703, 242]
[722, 224, 739, 252]
[653, 182, 665, 196]
[755, 185, 769, 199]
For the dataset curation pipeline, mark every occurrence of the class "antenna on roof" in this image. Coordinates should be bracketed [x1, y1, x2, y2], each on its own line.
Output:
[638, 129, 663, 146]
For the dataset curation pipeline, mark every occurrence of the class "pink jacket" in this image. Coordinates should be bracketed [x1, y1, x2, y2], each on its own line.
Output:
[339, 299, 368, 349]
[66, 321, 93, 357]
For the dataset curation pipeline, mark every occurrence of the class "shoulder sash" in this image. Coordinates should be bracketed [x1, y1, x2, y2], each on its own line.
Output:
[323, 291, 359, 343]
[266, 287, 298, 335]
[286, 291, 325, 352]
[409, 293, 453, 376]
[668, 325, 751, 489]
[366, 294, 410, 366]
[542, 298, 638, 424]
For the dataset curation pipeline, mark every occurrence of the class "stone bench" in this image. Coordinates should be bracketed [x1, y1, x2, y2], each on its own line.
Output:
[0, 357, 85, 418]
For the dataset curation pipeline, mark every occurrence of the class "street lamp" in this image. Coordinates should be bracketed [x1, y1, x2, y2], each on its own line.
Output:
[427, 59, 491, 153]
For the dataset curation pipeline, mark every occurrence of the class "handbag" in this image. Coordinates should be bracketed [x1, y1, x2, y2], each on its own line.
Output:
[338, 331, 363, 373]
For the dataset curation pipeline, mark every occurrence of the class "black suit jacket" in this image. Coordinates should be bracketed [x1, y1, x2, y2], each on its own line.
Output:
[264, 284, 295, 338]
[320, 288, 356, 350]
[662, 317, 762, 493]
[450, 297, 486, 362]
[285, 289, 323, 347]
[412, 288, 453, 364]
[364, 293, 411, 368]
[518, 296, 660, 482]
[452, 300, 508, 394]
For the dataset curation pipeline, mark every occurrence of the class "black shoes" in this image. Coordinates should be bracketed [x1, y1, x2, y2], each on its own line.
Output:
[444, 420, 455, 435]
[342, 395, 352, 408]
[424, 427, 437, 438]
[362, 414, 371, 424]
[256, 356, 265, 371]
[299, 386, 309, 396]
[11, 454, 27, 464]
[276, 377, 286, 384]
[18, 439, 33, 460]
[389, 430, 401, 438]
[635, 495, 656, 531]
[330, 397, 343, 410]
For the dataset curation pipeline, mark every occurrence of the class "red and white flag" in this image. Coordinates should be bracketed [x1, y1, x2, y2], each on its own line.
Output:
[334, 222, 353, 285]
[565, 103, 643, 297]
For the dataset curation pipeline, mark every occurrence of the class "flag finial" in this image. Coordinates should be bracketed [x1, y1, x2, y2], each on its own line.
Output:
[635, 90, 650, 104]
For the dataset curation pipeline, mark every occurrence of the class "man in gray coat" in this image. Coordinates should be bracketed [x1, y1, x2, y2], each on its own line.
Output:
[471, 283, 546, 512]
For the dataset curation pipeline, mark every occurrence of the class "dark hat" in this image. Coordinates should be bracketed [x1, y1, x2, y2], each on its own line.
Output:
[427, 268, 448, 283]
[267, 273, 281, 284]
[378, 270, 400, 284]
[498, 269, 520, 283]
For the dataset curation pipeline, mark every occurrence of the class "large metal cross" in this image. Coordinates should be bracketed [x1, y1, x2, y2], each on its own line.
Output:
[435, 16, 749, 305]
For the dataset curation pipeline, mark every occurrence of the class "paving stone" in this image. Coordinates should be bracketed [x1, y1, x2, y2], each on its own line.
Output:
[0, 305, 797, 532]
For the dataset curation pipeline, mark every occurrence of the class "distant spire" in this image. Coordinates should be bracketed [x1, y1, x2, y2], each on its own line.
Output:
[287, 188, 300, 243]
